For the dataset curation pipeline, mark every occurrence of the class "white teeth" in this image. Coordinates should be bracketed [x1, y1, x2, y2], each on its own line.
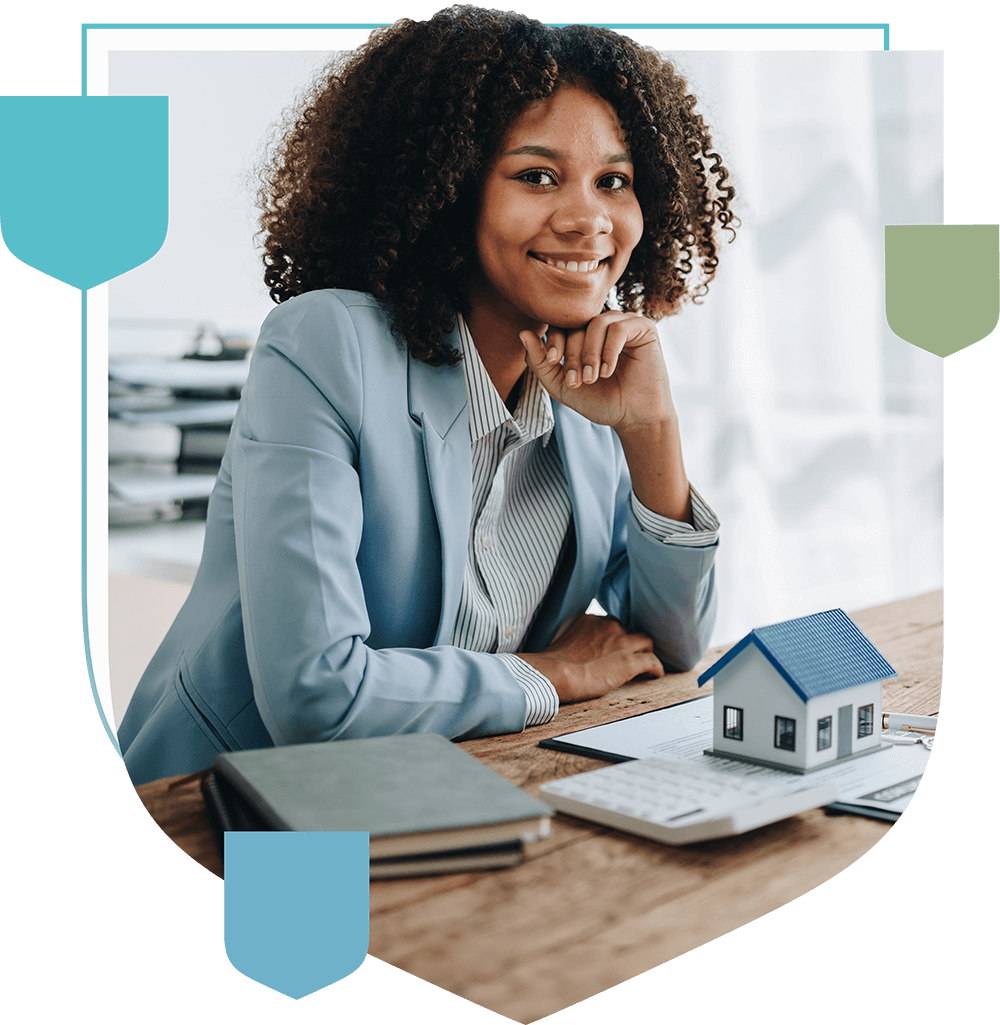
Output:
[544, 257, 600, 272]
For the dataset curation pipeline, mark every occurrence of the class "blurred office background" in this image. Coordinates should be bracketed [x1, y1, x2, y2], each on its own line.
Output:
[107, 48, 943, 722]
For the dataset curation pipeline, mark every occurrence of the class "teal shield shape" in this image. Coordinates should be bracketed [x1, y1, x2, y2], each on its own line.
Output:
[0, 96, 168, 290]
[224, 831, 370, 998]
[885, 224, 999, 356]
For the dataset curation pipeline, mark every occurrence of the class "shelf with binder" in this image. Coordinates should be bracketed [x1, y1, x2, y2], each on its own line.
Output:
[109, 353, 250, 523]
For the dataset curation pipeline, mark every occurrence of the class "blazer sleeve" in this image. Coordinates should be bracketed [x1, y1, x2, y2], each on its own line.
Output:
[597, 444, 718, 673]
[229, 295, 530, 748]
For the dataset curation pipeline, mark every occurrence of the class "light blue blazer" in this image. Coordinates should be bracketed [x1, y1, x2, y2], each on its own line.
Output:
[119, 290, 717, 785]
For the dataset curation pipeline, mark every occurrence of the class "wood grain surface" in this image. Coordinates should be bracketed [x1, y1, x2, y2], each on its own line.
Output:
[135, 589, 942, 1022]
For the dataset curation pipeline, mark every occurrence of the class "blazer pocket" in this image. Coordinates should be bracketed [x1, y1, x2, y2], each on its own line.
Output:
[172, 658, 235, 755]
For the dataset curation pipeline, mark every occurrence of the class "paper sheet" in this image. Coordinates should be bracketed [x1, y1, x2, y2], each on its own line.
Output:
[545, 696, 930, 813]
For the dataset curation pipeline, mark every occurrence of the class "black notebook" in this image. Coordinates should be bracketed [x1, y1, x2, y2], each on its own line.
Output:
[203, 733, 552, 876]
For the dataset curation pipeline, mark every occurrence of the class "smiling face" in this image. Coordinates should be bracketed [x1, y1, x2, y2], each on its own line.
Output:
[468, 84, 644, 337]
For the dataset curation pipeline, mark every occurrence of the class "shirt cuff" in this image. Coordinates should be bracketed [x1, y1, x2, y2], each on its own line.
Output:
[630, 485, 720, 547]
[497, 653, 560, 727]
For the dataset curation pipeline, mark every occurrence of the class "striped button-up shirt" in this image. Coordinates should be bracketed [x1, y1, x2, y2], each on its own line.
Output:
[450, 315, 719, 726]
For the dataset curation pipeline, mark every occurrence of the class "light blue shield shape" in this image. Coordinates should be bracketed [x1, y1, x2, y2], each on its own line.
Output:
[0, 95, 168, 290]
[224, 831, 370, 998]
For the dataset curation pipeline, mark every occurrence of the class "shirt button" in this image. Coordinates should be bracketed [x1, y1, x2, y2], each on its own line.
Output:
[481, 536, 491, 549]
[505, 625, 514, 638]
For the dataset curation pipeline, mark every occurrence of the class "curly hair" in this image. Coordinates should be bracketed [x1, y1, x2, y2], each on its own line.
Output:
[258, 6, 736, 366]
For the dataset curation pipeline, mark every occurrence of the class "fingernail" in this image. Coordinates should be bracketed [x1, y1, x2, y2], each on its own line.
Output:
[566, 369, 578, 386]
[582, 365, 595, 383]
[546, 347, 559, 363]
[600, 362, 611, 378]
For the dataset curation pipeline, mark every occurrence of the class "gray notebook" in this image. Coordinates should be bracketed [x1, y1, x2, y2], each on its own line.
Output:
[213, 733, 553, 859]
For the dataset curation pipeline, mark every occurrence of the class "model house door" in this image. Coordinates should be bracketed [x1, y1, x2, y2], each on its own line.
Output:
[837, 705, 853, 758]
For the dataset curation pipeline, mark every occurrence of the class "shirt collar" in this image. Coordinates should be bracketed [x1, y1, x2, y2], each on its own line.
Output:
[457, 314, 554, 445]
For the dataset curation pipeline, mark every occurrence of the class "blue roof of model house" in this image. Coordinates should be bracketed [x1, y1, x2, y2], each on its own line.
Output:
[697, 608, 896, 703]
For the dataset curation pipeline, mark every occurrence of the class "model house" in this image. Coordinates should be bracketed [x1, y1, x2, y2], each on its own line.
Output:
[698, 608, 896, 773]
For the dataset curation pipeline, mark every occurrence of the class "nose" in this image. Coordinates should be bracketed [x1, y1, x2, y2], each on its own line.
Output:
[549, 184, 612, 237]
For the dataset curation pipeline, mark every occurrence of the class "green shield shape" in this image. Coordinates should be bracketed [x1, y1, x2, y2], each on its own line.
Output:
[885, 224, 998, 356]
[0, 96, 168, 290]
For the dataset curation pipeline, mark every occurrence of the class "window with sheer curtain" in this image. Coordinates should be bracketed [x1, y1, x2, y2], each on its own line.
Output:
[108, 49, 944, 650]
[660, 51, 943, 645]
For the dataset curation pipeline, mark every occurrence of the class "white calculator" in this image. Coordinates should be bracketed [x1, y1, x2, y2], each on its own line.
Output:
[540, 757, 840, 845]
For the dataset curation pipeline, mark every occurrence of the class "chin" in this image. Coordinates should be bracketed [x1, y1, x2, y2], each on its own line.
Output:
[544, 316, 593, 332]
[535, 299, 608, 332]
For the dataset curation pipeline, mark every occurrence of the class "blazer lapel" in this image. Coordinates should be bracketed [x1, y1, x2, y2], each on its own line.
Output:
[405, 354, 621, 651]
[407, 338, 472, 645]
[527, 404, 619, 647]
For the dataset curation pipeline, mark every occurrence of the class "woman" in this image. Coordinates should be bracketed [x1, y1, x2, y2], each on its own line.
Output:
[119, 7, 735, 785]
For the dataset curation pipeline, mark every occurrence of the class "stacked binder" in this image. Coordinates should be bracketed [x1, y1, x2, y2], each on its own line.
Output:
[202, 733, 553, 879]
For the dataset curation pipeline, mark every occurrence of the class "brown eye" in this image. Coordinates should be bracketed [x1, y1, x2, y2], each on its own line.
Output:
[517, 169, 557, 187]
[599, 173, 631, 192]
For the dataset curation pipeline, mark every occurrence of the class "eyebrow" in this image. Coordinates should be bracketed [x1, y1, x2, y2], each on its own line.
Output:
[503, 144, 632, 163]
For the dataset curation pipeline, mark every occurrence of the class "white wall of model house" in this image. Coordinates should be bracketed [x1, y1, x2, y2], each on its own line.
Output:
[709, 643, 885, 770]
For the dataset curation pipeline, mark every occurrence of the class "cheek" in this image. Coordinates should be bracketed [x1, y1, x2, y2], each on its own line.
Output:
[475, 192, 520, 268]
[477, 216, 532, 283]
[620, 199, 644, 253]
[476, 228, 514, 286]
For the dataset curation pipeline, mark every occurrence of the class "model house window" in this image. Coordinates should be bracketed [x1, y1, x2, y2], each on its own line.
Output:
[723, 706, 744, 740]
[817, 716, 832, 750]
[858, 704, 874, 738]
[774, 716, 796, 751]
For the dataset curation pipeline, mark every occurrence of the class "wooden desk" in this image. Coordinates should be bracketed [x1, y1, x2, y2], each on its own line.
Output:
[136, 589, 941, 1023]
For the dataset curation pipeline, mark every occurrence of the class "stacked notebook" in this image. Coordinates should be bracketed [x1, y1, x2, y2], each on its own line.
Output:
[202, 733, 553, 879]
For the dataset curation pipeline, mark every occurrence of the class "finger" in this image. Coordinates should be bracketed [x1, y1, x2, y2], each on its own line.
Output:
[560, 327, 588, 388]
[597, 318, 633, 378]
[624, 631, 655, 653]
[543, 328, 564, 367]
[614, 635, 659, 676]
[579, 318, 610, 384]
[627, 651, 665, 680]
[593, 649, 663, 690]
[599, 314, 660, 377]
[518, 326, 549, 369]
[520, 328, 574, 400]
